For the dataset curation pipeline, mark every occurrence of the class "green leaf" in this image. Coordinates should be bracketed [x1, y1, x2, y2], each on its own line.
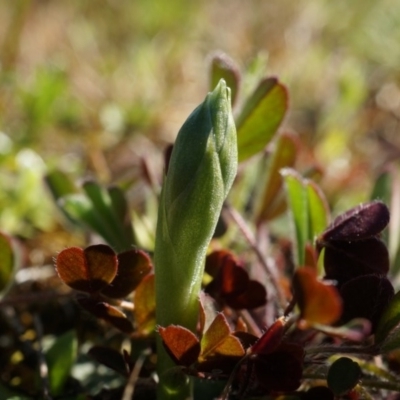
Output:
[45, 330, 77, 396]
[281, 168, 308, 266]
[236, 77, 288, 162]
[60, 194, 114, 243]
[83, 181, 131, 251]
[0, 382, 31, 400]
[327, 357, 361, 396]
[44, 169, 77, 201]
[370, 170, 392, 205]
[306, 180, 329, 240]
[0, 232, 15, 294]
[256, 132, 298, 223]
[375, 290, 400, 349]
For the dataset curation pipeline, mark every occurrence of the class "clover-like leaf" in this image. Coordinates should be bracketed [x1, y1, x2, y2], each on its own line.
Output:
[293, 268, 342, 328]
[205, 250, 266, 309]
[200, 313, 245, 360]
[101, 249, 152, 299]
[318, 200, 389, 244]
[340, 274, 394, 332]
[56, 244, 117, 293]
[158, 325, 201, 367]
[323, 237, 389, 285]
[252, 342, 303, 392]
[327, 357, 361, 396]
[78, 297, 134, 333]
[134, 273, 156, 335]
[251, 318, 284, 355]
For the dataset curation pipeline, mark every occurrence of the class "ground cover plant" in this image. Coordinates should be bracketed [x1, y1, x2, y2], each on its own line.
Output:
[2, 49, 400, 399]
[3, 2, 400, 399]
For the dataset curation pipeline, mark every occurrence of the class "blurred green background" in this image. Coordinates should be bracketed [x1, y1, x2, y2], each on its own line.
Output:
[1, 0, 400, 240]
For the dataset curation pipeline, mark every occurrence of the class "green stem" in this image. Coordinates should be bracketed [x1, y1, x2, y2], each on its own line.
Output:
[154, 80, 237, 400]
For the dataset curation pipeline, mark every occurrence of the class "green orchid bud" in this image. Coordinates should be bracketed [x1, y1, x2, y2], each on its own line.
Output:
[155, 79, 237, 399]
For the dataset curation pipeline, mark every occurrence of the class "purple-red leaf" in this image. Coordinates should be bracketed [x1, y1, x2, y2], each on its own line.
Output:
[158, 325, 201, 367]
[78, 297, 134, 333]
[323, 237, 389, 285]
[251, 318, 284, 355]
[318, 201, 389, 243]
[101, 249, 152, 299]
[340, 274, 394, 332]
[293, 268, 342, 328]
[200, 313, 245, 359]
[56, 245, 117, 293]
[205, 250, 267, 309]
[133, 273, 156, 335]
[252, 342, 304, 392]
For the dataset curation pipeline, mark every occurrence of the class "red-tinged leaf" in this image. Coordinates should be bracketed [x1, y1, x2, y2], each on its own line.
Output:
[205, 251, 266, 309]
[56, 245, 117, 293]
[200, 313, 244, 359]
[225, 280, 267, 310]
[205, 250, 237, 278]
[323, 237, 389, 285]
[304, 243, 319, 272]
[251, 318, 284, 355]
[134, 273, 156, 335]
[236, 77, 288, 162]
[198, 292, 218, 335]
[213, 335, 245, 357]
[340, 275, 394, 332]
[219, 258, 248, 297]
[200, 313, 230, 358]
[293, 268, 342, 328]
[252, 342, 304, 392]
[235, 317, 248, 333]
[77, 297, 134, 333]
[327, 357, 361, 396]
[88, 346, 130, 377]
[318, 200, 390, 243]
[158, 325, 201, 367]
[256, 132, 298, 223]
[233, 331, 258, 349]
[101, 249, 152, 299]
[209, 51, 240, 106]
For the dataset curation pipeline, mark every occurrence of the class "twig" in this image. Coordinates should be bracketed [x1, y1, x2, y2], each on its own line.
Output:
[224, 204, 287, 310]
[239, 310, 262, 337]
[33, 314, 52, 400]
[122, 348, 151, 400]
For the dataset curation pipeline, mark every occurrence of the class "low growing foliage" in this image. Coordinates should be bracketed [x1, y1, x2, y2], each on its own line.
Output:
[2, 52, 400, 400]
